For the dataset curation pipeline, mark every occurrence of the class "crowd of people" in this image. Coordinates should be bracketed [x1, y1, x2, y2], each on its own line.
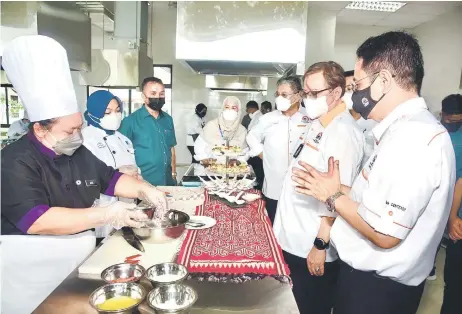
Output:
[1, 29, 462, 314]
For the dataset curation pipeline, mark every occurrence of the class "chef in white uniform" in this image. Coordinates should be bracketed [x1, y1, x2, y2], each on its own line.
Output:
[186, 103, 207, 163]
[343, 69, 377, 167]
[246, 76, 310, 224]
[291, 31, 455, 314]
[7, 111, 30, 139]
[1, 35, 167, 314]
[82, 90, 141, 239]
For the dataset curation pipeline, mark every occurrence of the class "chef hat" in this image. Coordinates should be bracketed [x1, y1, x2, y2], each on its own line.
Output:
[2, 35, 79, 122]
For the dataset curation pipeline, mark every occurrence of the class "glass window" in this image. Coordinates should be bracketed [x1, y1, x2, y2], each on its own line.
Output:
[164, 88, 172, 115]
[7, 88, 25, 125]
[88, 86, 108, 95]
[1, 87, 7, 125]
[153, 66, 172, 85]
[109, 89, 130, 118]
[130, 89, 145, 113]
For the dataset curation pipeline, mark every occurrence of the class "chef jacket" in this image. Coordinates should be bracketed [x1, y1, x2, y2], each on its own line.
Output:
[1, 132, 122, 235]
[355, 117, 378, 168]
[246, 106, 310, 200]
[274, 110, 364, 261]
[119, 106, 177, 186]
[186, 113, 205, 146]
[7, 119, 29, 139]
[331, 97, 455, 286]
[248, 110, 263, 131]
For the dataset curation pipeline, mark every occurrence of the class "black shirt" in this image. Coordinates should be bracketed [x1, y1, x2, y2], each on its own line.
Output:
[1, 132, 121, 235]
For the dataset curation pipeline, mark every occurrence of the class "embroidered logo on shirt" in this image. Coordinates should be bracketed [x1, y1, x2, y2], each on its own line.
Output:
[97, 142, 105, 148]
[368, 154, 377, 170]
[362, 97, 370, 107]
[85, 180, 98, 187]
[385, 201, 406, 212]
[313, 132, 323, 144]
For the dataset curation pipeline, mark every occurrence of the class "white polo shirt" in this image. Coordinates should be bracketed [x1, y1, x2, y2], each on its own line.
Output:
[274, 110, 365, 261]
[356, 117, 378, 168]
[331, 97, 456, 286]
[247, 106, 310, 200]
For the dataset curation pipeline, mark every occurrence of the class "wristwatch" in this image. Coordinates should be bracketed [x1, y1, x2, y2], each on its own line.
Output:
[325, 191, 344, 212]
[172, 172, 177, 177]
[313, 237, 329, 250]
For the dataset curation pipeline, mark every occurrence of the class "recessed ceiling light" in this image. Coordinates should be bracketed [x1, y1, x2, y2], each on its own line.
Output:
[346, 1, 406, 13]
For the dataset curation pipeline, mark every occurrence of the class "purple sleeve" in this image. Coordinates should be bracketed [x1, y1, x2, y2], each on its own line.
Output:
[17, 205, 50, 234]
[104, 171, 123, 197]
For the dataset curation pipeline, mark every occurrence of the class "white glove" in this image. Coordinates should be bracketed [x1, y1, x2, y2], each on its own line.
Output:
[102, 201, 148, 229]
[139, 185, 169, 220]
[119, 165, 143, 181]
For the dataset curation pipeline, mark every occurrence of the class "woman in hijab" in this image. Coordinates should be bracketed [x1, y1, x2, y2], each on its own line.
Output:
[194, 96, 248, 161]
[82, 90, 141, 240]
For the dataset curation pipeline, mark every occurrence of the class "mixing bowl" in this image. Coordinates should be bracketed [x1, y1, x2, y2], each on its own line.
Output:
[101, 263, 146, 284]
[147, 284, 198, 314]
[146, 262, 189, 287]
[89, 282, 146, 314]
[133, 210, 190, 244]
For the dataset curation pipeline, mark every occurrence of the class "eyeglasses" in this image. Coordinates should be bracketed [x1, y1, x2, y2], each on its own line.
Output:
[274, 92, 296, 99]
[302, 88, 331, 99]
[350, 71, 396, 92]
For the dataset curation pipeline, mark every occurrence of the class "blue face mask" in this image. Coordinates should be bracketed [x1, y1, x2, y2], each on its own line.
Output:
[442, 121, 462, 133]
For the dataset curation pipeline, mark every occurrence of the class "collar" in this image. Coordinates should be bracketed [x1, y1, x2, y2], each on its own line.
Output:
[141, 105, 164, 119]
[372, 97, 428, 142]
[27, 131, 58, 159]
[319, 102, 346, 127]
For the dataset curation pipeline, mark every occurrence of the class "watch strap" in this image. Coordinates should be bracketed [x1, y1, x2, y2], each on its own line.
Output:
[326, 191, 344, 212]
[313, 237, 329, 250]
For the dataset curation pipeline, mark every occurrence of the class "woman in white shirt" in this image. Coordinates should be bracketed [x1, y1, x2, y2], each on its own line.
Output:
[194, 96, 248, 162]
[82, 90, 141, 240]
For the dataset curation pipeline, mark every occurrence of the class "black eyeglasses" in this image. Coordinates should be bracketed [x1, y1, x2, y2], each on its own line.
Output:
[302, 88, 331, 99]
[351, 72, 396, 92]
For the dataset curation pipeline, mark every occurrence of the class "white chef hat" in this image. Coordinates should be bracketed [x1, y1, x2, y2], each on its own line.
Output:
[1, 35, 79, 122]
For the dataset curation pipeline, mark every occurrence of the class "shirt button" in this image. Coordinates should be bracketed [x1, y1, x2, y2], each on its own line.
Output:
[112, 151, 116, 154]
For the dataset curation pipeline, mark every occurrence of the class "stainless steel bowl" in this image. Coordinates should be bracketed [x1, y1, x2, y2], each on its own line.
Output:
[146, 262, 189, 287]
[147, 284, 198, 314]
[101, 263, 146, 284]
[133, 210, 190, 244]
[89, 283, 146, 314]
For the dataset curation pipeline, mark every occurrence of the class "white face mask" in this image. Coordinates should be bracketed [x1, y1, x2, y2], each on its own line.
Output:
[249, 112, 255, 119]
[304, 96, 329, 119]
[99, 112, 122, 131]
[222, 109, 238, 121]
[343, 91, 354, 110]
[275, 96, 292, 112]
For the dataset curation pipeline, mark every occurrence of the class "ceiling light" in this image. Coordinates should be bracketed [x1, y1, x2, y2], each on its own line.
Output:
[346, 1, 406, 12]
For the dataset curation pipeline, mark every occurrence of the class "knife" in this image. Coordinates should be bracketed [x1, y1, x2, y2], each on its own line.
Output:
[121, 227, 145, 252]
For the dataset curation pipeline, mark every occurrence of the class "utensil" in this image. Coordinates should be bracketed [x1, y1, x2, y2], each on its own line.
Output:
[121, 227, 145, 252]
[147, 284, 198, 314]
[132, 210, 190, 244]
[89, 282, 146, 314]
[101, 263, 146, 284]
[146, 262, 189, 287]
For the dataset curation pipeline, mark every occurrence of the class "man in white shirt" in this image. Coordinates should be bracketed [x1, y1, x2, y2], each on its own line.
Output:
[274, 62, 364, 314]
[247, 101, 263, 130]
[343, 70, 377, 167]
[291, 31, 455, 314]
[247, 76, 310, 224]
[186, 103, 207, 163]
[7, 111, 30, 139]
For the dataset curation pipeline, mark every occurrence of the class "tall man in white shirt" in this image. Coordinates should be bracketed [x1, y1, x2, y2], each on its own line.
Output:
[274, 62, 364, 314]
[292, 31, 455, 314]
[247, 76, 310, 224]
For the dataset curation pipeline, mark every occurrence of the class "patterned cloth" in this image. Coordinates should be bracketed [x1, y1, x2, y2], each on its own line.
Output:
[177, 190, 291, 283]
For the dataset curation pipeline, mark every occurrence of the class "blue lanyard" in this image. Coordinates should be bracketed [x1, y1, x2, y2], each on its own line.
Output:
[218, 125, 224, 139]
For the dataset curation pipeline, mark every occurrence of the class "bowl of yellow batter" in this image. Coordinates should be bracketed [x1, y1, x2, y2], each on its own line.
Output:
[89, 282, 147, 313]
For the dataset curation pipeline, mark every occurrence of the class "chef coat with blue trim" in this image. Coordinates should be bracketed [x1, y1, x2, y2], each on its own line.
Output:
[119, 106, 177, 186]
[1, 132, 122, 235]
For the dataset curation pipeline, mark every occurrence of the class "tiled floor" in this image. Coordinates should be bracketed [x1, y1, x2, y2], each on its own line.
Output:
[417, 248, 445, 314]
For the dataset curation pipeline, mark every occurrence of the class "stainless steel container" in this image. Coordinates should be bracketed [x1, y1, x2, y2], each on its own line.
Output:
[146, 263, 189, 287]
[147, 284, 198, 314]
[133, 210, 190, 244]
[89, 283, 146, 314]
[101, 263, 146, 284]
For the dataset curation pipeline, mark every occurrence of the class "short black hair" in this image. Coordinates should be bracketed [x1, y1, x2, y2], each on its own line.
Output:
[442, 94, 462, 115]
[277, 75, 302, 93]
[356, 31, 424, 94]
[141, 77, 164, 91]
[196, 103, 207, 112]
[261, 101, 272, 111]
[246, 101, 259, 110]
[344, 70, 354, 77]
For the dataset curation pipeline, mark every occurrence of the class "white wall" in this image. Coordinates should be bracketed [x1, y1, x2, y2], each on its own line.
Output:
[411, 6, 462, 115]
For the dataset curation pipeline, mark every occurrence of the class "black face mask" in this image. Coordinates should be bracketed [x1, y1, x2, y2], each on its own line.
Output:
[196, 110, 207, 118]
[352, 75, 386, 119]
[147, 97, 165, 111]
[442, 121, 462, 133]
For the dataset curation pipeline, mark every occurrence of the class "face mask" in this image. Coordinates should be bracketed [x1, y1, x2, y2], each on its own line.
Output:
[343, 91, 354, 110]
[147, 97, 165, 111]
[352, 75, 385, 119]
[304, 96, 329, 120]
[442, 121, 462, 133]
[100, 112, 122, 131]
[249, 112, 256, 119]
[222, 109, 238, 121]
[275, 96, 292, 112]
[48, 129, 83, 156]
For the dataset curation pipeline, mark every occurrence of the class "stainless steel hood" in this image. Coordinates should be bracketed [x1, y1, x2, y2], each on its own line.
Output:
[205, 75, 268, 92]
[76, 1, 115, 33]
[0, 1, 92, 72]
[176, 1, 308, 77]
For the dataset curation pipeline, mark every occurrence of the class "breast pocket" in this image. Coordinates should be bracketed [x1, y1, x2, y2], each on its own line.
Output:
[164, 128, 175, 146]
[297, 141, 325, 172]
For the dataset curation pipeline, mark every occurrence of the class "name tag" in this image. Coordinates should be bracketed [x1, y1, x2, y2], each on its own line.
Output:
[85, 180, 98, 187]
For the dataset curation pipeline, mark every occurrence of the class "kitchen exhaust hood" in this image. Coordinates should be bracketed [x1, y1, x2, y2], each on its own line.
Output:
[176, 1, 307, 77]
[0, 1, 91, 72]
[205, 75, 268, 92]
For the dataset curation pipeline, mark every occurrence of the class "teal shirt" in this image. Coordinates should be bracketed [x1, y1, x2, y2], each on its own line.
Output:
[119, 106, 177, 186]
[449, 129, 462, 217]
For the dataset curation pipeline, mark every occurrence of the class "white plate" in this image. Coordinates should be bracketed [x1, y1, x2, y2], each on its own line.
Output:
[186, 216, 217, 230]
[242, 193, 261, 202]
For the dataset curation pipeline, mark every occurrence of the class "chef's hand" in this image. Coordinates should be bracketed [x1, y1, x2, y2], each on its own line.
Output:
[449, 216, 462, 241]
[138, 184, 168, 214]
[103, 201, 148, 229]
[292, 157, 341, 203]
[307, 246, 326, 276]
[119, 165, 143, 181]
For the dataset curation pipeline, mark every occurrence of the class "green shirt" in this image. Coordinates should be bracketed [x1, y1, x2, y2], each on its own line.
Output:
[119, 106, 177, 186]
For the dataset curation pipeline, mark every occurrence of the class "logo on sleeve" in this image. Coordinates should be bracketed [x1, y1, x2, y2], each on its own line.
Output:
[368, 154, 377, 170]
[385, 201, 406, 211]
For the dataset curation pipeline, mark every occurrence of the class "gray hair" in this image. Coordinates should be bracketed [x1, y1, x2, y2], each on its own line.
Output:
[276, 75, 302, 93]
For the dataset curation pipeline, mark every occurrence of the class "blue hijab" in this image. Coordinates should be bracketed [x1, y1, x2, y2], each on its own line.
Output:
[84, 90, 122, 135]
